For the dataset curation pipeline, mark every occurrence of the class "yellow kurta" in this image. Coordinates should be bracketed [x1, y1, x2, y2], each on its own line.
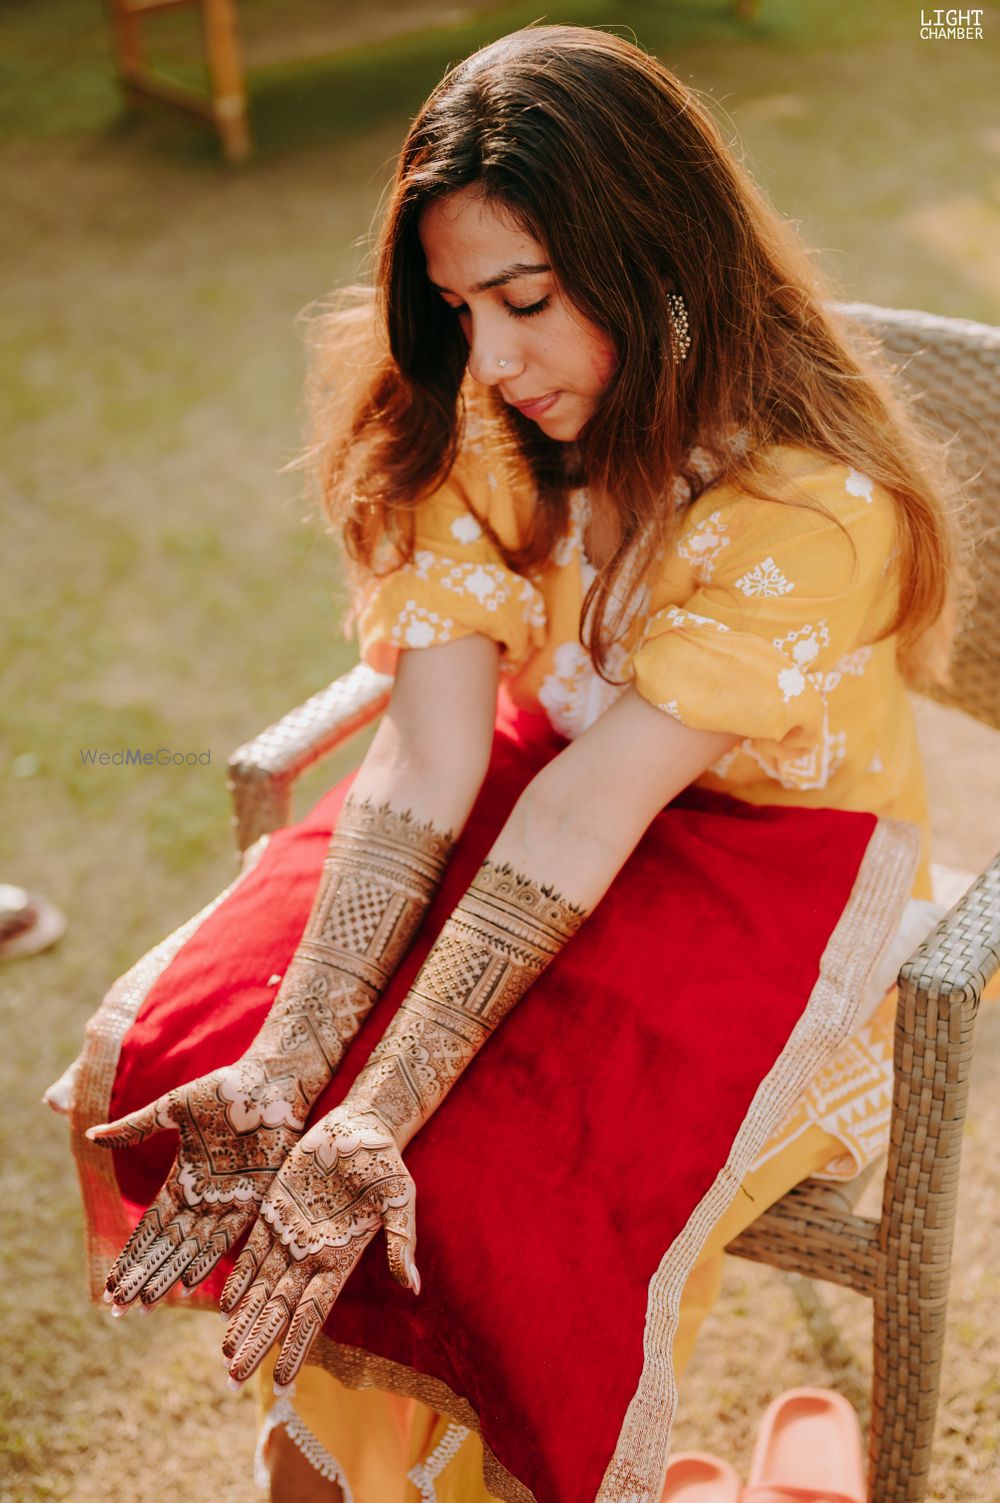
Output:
[259, 418, 935, 1499]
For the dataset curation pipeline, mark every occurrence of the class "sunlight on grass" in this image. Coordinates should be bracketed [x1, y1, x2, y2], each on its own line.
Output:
[4, 0, 999, 1497]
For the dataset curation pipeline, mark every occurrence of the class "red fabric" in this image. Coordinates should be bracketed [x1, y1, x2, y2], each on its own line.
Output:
[109, 699, 876, 1503]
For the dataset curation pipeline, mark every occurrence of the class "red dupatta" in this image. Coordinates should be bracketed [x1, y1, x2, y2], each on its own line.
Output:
[70, 697, 917, 1502]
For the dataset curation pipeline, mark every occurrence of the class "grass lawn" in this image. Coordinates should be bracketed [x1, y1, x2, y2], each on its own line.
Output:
[2, 1, 998, 1497]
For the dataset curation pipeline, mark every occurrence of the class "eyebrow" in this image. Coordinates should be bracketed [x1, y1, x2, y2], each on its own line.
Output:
[429, 262, 552, 295]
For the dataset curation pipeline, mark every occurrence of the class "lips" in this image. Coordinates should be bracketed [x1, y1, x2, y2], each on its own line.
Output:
[508, 391, 561, 418]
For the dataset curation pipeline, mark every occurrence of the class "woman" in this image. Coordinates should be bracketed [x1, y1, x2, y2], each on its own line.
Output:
[74, 24, 969, 1503]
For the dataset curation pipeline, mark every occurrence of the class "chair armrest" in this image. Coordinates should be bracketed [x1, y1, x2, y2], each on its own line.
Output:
[896, 849, 1000, 1012]
[877, 847, 999, 1312]
[226, 663, 393, 854]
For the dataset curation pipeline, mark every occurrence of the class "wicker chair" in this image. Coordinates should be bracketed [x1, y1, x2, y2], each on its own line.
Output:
[226, 305, 1000, 1503]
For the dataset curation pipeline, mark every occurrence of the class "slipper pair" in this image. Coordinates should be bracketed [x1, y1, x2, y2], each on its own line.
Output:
[662, 1388, 866, 1502]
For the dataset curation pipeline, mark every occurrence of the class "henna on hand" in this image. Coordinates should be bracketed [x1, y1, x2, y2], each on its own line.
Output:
[220, 859, 587, 1382]
[88, 795, 453, 1312]
[219, 1108, 417, 1387]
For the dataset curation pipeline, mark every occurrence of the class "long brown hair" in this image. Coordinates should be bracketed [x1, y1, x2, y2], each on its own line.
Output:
[306, 23, 972, 688]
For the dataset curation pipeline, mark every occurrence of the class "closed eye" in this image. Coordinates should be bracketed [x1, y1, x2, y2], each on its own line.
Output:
[444, 296, 550, 320]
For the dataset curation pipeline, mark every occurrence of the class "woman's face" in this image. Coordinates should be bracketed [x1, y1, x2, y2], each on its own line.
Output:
[418, 187, 616, 441]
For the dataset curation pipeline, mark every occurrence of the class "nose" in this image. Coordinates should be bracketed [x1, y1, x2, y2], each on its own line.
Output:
[464, 313, 525, 388]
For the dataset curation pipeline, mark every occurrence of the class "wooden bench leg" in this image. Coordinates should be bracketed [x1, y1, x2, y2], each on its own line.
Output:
[201, 0, 251, 162]
[105, 0, 146, 107]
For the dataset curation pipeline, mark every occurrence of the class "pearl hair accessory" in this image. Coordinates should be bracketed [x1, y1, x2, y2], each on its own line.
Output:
[497, 358, 509, 368]
[667, 291, 692, 364]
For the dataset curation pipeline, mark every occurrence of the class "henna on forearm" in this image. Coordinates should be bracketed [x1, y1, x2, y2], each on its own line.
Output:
[87, 793, 454, 1309]
[220, 859, 586, 1383]
[348, 858, 588, 1145]
[243, 794, 456, 1118]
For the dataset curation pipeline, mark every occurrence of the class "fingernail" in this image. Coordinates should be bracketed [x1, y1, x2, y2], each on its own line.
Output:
[273, 1381, 292, 1397]
[139, 1303, 154, 1316]
[102, 1290, 114, 1305]
[403, 1250, 421, 1296]
[227, 1376, 243, 1392]
[179, 1285, 191, 1298]
[110, 1303, 127, 1318]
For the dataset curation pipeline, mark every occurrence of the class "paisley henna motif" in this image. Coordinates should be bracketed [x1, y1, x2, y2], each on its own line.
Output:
[222, 859, 586, 1383]
[88, 796, 453, 1311]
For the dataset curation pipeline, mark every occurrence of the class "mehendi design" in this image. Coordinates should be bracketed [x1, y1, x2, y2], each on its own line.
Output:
[88, 795, 453, 1311]
[219, 1108, 417, 1387]
[351, 859, 588, 1145]
[246, 797, 456, 1114]
[221, 859, 587, 1384]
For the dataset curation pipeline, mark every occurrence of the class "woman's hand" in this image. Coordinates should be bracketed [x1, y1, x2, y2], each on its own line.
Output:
[219, 1106, 418, 1387]
[87, 1057, 308, 1309]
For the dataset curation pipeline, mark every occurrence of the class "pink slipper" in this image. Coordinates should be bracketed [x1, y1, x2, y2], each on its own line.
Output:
[661, 1452, 742, 1502]
[740, 1387, 866, 1503]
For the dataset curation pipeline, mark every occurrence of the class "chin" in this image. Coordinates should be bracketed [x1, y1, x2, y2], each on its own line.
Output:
[536, 412, 583, 442]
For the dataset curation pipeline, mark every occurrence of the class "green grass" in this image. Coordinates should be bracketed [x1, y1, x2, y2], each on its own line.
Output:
[2, 2, 998, 1498]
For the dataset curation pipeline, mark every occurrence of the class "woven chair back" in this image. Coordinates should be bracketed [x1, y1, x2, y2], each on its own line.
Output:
[840, 302, 1000, 732]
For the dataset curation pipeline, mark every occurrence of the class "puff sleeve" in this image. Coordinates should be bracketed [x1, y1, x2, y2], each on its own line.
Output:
[631, 462, 899, 787]
[354, 455, 547, 677]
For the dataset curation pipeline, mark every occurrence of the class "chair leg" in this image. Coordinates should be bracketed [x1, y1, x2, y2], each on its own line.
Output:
[868, 969, 979, 1501]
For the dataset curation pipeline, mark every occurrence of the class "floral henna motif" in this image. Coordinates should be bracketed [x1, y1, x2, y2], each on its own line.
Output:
[220, 861, 587, 1384]
[88, 796, 453, 1310]
[351, 859, 588, 1145]
[219, 1108, 418, 1386]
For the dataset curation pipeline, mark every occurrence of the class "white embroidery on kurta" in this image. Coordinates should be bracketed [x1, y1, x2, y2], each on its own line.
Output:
[734, 556, 794, 598]
[450, 514, 483, 544]
[815, 645, 872, 694]
[657, 604, 731, 635]
[537, 640, 630, 739]
[655, 699, 683, 721]
[778, 665, 807, 703]
[517, 575, 548, 630]
[742, 717, 846, 792]
[709, 743, 744, 778]
[675, 510, 730, 582]
[867, 751, 884, 774]
[845, 467, 875, 503]
[390, 604, 456, 649]
[438, 561, 509, 608]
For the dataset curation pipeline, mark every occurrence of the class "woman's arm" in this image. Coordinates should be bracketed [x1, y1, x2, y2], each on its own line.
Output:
[238, 628, 503, 1119]
[88, 634, 500, 1307]
[221, 691, 737, 1381]
[349, 688, 738, 1143]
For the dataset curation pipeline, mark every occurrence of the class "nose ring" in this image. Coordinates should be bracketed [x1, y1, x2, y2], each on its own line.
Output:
[497, 358, 508, 369]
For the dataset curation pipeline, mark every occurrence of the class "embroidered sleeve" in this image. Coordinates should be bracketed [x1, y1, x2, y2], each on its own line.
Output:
[355, 455, 546, 675]
[631, 462, 898, 779]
